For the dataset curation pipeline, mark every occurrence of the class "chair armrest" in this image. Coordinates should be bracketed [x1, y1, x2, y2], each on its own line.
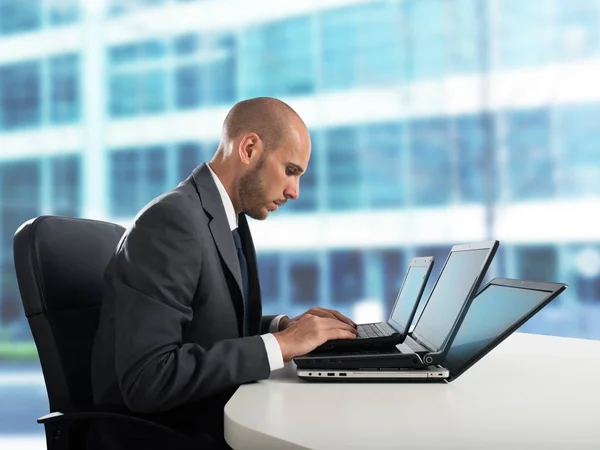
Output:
[37, 407, 198, 449]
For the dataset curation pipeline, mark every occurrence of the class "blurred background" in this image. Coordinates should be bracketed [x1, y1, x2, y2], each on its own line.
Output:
[1, 0, 600, 446]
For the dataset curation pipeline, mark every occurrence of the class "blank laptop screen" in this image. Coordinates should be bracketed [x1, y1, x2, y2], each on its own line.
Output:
[443, 283, 553, 378]
[388, 265, 429, 333]
[412, 248, 490, 351]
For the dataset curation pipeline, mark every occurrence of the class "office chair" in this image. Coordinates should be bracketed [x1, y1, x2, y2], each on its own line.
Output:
[13, 215, 199, 450]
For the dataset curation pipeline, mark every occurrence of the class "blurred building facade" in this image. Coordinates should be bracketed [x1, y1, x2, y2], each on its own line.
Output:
[1, 0, 600, 342]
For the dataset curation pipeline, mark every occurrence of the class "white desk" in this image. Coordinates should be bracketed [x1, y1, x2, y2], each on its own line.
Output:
[224, 332, 600, 450]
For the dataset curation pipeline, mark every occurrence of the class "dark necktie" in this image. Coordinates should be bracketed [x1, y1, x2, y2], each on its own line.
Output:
[231, 228, 250, 336]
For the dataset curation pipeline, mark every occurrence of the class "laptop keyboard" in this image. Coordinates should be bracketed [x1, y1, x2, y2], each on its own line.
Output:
[356, 323, 390, 339]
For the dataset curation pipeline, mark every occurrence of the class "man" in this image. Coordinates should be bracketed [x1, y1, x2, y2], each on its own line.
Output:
[90, 97, 358, 449]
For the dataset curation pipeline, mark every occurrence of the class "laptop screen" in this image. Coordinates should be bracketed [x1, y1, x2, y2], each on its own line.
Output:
[443, 281, 560, 380]
[388, 265, 430, 333]
[411, 247, 491, 352]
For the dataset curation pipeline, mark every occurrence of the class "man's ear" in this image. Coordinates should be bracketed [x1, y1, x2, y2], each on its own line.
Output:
[238, 133, 262, 165]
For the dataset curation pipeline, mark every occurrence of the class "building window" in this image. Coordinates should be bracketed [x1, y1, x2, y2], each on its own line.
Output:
[174, 32, 236, 109]
[288, 255, 320, 306]
[456, 114, 489, 204]
[48, 0, 79, 26]
[330, 251, 364, 305]
[506, 108, 553, 200]
[321, 2, 403, 90]
[556, 103, 600, 198]
[50, 53, 80, 124]
[0, 0, 41, 36]
[325, 127, 362, 210]
[498, 0, 554, 68]
[110, 148, 139, 217]
[0, 61, 41, 130]
[244, 16, 314, 97]
[516, 246, 557, 283]
[108, 40, 167, 118]
[109, 146, 169, 217]
[363, 122, 405, 208]
[50, 154, 80, 217]
[409, 117, 453, 205]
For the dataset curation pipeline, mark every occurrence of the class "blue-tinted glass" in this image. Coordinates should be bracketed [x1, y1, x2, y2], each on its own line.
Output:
[110, 149, 139, 217]
[448, 0, 481, 73]
[325, 127, 361, 210]
[0, 61, 41, 130]
[245, 16, 314, 97]
[556, 0, 599, 60]
[0, 0, 41, 35]
[50, 53, 80, 124]
[258, 253, 280, 301]
[0, 160, 41, 251]
[109, 44, 140, 65]
[409, 118, 452, 205]
[48, 0, 79, 26]
[379, 250, 405, 315]
[142, 39, 166, 60]
[412, 248, 490, 351]
[51, 154, 80, 217]
[177, 142, 202, 180]
[556, 103, 600, 197]
[405, 0, 447, 79]
[444, 284, 554, 378]
[330, 251, 364, 304]
[204, 34, 236, 104]
[286, 132, 317, 212]
[321, 6, 357, 90]
[144, 146, 167, 202]
[506, 108, 553, 200]
[389, 265, 429, 332]
[289, 256, 319, 305]
[363, 122, 404, 208]
[356, 2, 403, 86]
[109, 73, 138, 117]
[517, 246, 557, 284]
[456, 114, 488, 203]
[174, 33, 199, 56]
[141, 69, 166, 113]
[175, 65, 202, 109]
[498, 0, 554, 68]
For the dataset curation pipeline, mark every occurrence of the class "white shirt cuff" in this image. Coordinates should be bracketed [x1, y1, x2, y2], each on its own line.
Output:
[260, 333, 284, 372]
[269, 314, 287, 333]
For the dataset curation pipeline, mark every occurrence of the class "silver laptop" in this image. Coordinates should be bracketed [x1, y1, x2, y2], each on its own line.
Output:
[297, 278, 567, 381]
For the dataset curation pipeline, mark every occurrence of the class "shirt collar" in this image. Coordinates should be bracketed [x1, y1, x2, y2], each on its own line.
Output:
[206, 163, 238, 231]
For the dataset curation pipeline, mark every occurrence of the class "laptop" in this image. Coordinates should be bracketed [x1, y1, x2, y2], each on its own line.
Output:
[297, 278, 567, 381]
[294, 240, 499, 370]
[313, 256, 434, 352]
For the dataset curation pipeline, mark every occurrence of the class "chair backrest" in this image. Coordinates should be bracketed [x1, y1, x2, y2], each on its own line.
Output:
[13, 215, 125, 412]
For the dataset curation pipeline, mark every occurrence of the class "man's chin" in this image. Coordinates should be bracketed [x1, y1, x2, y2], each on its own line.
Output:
[245, 208, 270, 221]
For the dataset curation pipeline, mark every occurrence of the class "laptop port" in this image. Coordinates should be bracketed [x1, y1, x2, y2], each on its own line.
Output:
[339, 373, 347, 377]
[327, 373, 334, 376]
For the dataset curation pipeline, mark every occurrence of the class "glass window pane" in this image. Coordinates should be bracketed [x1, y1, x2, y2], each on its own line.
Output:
[0, 61, 41, 130]
[50, 53, 80, 124]
[506, 108, 553, 200]
[409, 117, 453, 205]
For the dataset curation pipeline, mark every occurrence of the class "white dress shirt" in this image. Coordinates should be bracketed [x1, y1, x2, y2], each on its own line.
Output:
[206, 163, 285, 372]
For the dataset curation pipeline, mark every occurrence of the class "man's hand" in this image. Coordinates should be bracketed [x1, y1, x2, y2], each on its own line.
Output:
[274, 313, 359, 362]
[278, 307, 357, 331]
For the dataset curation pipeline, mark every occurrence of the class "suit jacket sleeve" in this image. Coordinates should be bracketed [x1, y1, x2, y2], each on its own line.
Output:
[110, 199, 271, 414]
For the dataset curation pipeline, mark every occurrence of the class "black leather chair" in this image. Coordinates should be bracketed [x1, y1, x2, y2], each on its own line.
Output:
[13, 215, 199, 450]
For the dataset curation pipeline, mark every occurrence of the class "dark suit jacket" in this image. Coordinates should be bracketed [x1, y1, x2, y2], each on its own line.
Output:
[90, 163, 277, 447]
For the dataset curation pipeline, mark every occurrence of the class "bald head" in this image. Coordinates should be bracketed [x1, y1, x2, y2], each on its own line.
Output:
[219, 97, 305, 154]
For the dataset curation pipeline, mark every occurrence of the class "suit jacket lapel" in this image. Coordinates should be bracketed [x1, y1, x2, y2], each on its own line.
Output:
[191, 164, 244, 301]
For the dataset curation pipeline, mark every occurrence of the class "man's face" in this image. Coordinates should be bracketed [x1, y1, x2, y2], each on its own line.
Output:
[237, 126, 311, 220]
